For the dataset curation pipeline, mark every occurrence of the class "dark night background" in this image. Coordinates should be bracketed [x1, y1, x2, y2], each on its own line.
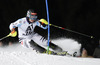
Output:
[0, 0, 100, 56]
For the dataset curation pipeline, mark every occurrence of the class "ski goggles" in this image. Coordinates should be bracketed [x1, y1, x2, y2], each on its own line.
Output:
[29, 13, 37, 20]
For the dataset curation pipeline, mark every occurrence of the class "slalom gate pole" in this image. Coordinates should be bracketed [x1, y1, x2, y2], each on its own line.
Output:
[45, 0, 50, 54]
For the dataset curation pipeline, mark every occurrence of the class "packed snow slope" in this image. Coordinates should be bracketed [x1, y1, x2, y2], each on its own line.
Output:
[0, 38, 100, 65]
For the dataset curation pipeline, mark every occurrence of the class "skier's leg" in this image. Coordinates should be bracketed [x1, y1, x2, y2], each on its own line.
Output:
[31, 33, 62, 52]
[30, 40, 46, 53]
[49, 41, 62, 52]
[31, 33, 48, 46]
[19, 38, 46, 53]
[20, 39, 32, 48]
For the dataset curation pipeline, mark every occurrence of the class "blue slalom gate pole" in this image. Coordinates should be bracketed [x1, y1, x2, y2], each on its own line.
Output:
[45, 0, 50, 54]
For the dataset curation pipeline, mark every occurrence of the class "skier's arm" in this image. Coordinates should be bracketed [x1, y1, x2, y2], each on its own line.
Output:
[9, 19, 22, 32]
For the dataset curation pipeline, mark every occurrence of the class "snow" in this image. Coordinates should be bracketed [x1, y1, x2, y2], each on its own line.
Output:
[0, 38, 100, 65]
[52, 38, 81, 56]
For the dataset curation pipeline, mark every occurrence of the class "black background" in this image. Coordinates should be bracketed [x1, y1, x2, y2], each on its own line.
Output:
[0, 0, 100, 55]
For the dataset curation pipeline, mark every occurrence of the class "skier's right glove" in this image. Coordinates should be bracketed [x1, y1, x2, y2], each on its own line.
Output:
[11, 28, 15, 34]
[9, 28, 17, 37]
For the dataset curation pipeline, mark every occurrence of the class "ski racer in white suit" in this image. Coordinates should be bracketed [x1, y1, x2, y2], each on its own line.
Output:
[9, 9, 62, 53]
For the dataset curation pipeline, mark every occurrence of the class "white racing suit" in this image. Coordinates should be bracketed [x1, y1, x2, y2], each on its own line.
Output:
[9, 17, 48, 49]
[9, 17, 62, 53]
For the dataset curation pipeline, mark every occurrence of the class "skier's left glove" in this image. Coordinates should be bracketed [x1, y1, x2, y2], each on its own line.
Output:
[39, 22, 47, 27]
[39, 19, 48, 25]
[9, 28, 17, 37]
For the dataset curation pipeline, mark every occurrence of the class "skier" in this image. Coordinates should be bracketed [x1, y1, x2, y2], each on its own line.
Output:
[9, 9, 62, 53]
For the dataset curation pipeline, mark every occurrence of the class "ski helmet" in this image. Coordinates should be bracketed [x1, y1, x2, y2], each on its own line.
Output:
[26, 9, 37, 20]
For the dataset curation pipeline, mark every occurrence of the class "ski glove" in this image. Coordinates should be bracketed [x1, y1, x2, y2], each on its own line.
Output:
[39, 19, 48, 25]
[11, 28, 15, 34]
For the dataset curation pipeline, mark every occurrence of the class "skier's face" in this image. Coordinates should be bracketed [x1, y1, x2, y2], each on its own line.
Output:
[29, 18, 35, 23]
[29, 13, 37, 22]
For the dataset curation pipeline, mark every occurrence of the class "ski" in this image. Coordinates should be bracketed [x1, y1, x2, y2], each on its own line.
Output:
[51, 51, 73, 56]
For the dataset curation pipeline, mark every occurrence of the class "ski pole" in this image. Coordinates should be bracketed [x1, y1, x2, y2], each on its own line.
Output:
[39, 19, 94, 38]
[0, 31, 17, 41]
[0, 35, 10, 41]
[50, 24, 94, 38]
